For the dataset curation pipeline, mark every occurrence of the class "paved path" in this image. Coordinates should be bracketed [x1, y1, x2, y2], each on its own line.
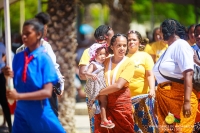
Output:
[75, 115, 90, 133]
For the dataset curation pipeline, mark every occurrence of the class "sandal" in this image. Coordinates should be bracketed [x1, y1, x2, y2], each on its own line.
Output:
[100, 120, 115, 129]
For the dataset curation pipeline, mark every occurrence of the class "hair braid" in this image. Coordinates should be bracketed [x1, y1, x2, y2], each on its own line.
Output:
[161, 19, 187, 40]
[35, 12, 50, 25]
[94, 25, 110, 40]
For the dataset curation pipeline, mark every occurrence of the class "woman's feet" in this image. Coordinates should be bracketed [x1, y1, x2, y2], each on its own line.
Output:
[100, 120, 115, 129]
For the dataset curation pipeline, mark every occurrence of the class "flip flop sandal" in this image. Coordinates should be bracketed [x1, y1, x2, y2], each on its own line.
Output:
[100, 121, 115, 129]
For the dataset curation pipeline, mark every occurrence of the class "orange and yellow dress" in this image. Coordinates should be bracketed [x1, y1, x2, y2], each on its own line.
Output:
[94, 56, 135, 133]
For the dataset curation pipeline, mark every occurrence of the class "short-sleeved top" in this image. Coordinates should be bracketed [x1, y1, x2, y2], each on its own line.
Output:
[104, 56, 135, 88]
[127, 52, 154, 96]
[16, 39, 64, 90]
[79, 48, 90, 66]
[153, 39, 194, 84]
[191, 44, 200, 58]
[146, 40, 168, 62]
[192, 44, 200, 51]
[144, 43, 152, 54]
[13, 45, 59, 93]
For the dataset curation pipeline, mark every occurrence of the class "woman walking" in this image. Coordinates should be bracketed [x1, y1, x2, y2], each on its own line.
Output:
[153, 19, 198, 133]
[6, 19, 65, 133]
[127, 30, 156, 133]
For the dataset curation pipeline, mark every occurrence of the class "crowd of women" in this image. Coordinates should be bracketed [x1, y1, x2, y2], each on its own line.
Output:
[1, 11, 200, 133]
[79, 19, 200, 133]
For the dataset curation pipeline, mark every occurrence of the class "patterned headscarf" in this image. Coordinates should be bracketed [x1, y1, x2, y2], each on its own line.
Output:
[88, 43, 107, 62]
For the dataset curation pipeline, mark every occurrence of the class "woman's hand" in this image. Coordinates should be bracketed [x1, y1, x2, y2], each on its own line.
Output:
[6, 89, 19, 100]
[92, 74, 97, 80]
[148, 89, 155, 98]
[2, 66, 14, 78]
[183, 101, 191, 118]
[183, 69, 193, 118]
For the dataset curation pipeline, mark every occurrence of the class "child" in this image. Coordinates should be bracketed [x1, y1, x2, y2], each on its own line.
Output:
[85, 43, 115, 128]
[6, 19, 65, 133]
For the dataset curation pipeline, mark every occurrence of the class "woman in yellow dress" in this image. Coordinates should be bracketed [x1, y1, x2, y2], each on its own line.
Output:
[95, 34, 135, 133]
[127, 30, 157, 132]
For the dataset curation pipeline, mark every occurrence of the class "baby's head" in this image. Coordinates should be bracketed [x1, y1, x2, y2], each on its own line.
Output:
[89, 43, 108, 63]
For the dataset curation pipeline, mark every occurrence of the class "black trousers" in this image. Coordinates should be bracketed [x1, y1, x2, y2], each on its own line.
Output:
[0, 73, 12, 132]
[49, 91, 58, 116]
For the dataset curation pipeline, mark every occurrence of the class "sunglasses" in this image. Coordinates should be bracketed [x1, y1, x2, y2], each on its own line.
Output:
[96, 26, 113, 41]
[128, 30, 136, 34]
[111, 34, 127, 41]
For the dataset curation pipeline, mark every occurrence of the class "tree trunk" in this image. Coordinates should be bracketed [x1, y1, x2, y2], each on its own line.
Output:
[47, 0, 77, 132]
[107, 0, 133, 34]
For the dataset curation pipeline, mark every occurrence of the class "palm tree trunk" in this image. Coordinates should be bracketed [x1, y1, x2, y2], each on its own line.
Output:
[108, 0, 133, 34]
[47, 0, 77, 132]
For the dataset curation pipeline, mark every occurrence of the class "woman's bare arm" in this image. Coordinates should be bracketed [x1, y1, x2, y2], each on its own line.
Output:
[7, 83, 53, 100]
[183, 69, 193, 117]
[99, 77, 128, 95]
[79, 65, 87, 80]
[145, 70, 155, 97]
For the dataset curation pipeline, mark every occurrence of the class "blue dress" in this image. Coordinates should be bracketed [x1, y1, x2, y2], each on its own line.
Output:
[12, 46, 66, 133]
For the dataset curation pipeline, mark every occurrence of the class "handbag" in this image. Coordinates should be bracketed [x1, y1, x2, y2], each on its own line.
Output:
[53, 82, 61, 95]
[158, 50, 200, 92]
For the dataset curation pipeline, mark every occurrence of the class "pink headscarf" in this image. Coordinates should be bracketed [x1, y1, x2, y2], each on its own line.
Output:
[88, 43, 107, 62]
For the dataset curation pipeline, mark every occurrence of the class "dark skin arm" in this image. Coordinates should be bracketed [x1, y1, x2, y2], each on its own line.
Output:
[6, 83, 53, 100]
[79, 65, 87, 80]
[99, 77, 127, 95]
[183, 69, 193, 118]
[3, 66, 53, 100]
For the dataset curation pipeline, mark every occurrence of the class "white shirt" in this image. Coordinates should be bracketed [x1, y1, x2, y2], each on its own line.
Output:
[153, 39, 194, 84]
[16, 39, 64, 90]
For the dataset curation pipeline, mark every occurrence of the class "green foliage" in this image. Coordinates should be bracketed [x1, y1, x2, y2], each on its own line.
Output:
[1, 0, 196, 34]
[1, 0, 47, 33]
[132, 0, 196, 26]
[80, 3, 109, 29]
[89, 4, 109, 28]
[9, 0, 37, 33]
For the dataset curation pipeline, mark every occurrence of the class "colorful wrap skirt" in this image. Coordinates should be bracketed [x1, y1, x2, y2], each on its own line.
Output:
[86, 98, 100, 133]
[94, 87, 134, 133]
[132, 94, 158, 133]
[194, 92, 200, 133]
[156, 81, 198, 133]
